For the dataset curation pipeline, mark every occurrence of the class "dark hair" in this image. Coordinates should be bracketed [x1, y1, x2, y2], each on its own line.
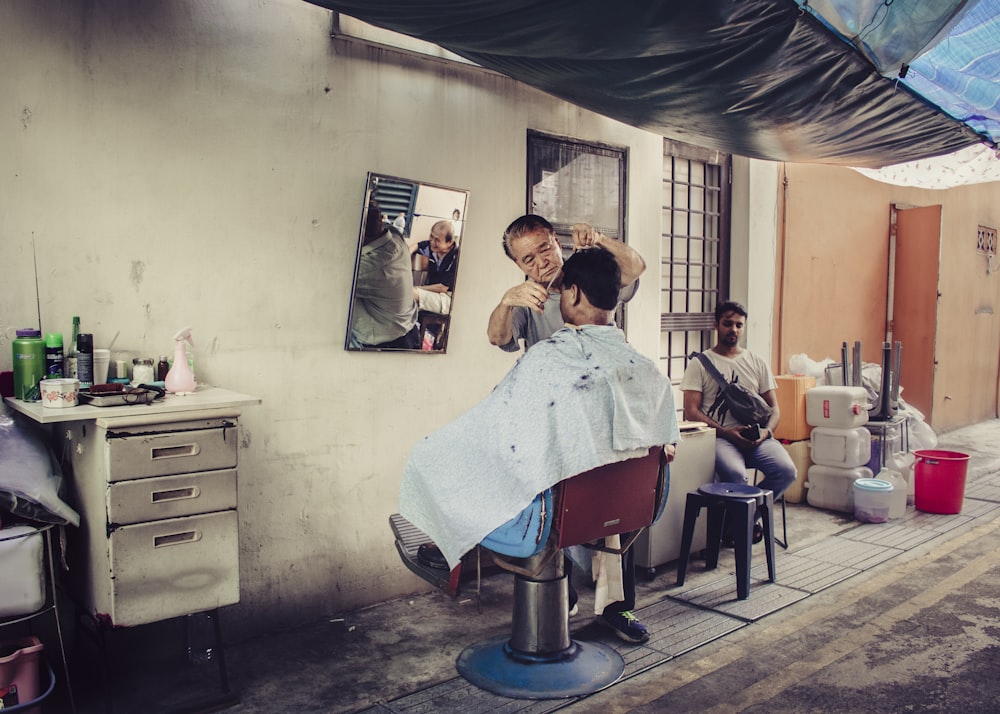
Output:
[561, 247, 620, 310]
[714, 300, 748, 322]
[501, 214, 554, 260]
[430, 220, 455, 243]
[364, 203, 385, 239]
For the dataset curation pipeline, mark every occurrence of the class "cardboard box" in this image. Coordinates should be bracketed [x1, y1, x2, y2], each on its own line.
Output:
[780, 439, 811, 504]
[774, 374, 816, 441]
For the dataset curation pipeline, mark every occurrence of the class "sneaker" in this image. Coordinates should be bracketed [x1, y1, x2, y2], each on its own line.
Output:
[600, 610, 649, 644]
[568, 603, 579, 617]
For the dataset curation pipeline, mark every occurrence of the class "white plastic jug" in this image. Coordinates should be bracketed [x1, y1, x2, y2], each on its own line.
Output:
[876, 468, 908, 519]
[810, 426, 872, 468]
[805, 464, 873, 513]
[805, 386, 869, 428]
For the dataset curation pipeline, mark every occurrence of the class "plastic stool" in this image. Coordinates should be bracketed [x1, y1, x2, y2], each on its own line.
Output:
[676, 483, 777, 599]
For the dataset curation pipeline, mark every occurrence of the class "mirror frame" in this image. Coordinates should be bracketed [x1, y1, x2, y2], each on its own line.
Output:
[344, 172, 469, 353]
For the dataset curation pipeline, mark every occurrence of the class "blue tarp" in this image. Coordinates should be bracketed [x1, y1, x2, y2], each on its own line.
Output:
[798, 0, 1000, 154]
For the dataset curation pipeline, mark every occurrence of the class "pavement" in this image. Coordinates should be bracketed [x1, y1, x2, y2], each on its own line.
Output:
[68, 419, 1000, 714]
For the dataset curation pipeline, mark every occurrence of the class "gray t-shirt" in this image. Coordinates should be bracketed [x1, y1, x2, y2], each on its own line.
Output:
[680, 349, 777, 428]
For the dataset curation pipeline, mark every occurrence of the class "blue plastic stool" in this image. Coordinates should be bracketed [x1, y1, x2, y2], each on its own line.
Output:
[675, 482, 777, 600]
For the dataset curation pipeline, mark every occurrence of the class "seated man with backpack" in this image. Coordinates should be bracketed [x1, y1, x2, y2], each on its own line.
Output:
[680, 301, 796, 542]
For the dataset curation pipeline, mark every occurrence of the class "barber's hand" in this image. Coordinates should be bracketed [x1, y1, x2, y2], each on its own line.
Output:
[571, 223, 605, 250]
[501, 281, 552, 314]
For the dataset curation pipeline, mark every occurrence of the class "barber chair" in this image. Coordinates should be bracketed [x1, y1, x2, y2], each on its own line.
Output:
[392, 446, 669, 699]
[459, 446, 669, 697]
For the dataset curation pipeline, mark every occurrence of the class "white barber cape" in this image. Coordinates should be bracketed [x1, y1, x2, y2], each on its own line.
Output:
[399, 324, 681, 569]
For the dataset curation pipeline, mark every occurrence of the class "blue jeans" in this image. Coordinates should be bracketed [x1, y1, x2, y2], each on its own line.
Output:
[715, 436, 796, 500]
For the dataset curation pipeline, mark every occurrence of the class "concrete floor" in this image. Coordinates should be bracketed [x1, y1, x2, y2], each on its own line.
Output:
[65, 419, 1000, 714]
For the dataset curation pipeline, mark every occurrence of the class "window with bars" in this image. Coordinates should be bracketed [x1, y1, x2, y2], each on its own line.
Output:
[659, 140, 731, 383]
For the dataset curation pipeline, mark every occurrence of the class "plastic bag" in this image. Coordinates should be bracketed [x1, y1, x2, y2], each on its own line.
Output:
[788, 353, 837, 383]
[0, 406, 80, 526]
[899, 400, 938, 451]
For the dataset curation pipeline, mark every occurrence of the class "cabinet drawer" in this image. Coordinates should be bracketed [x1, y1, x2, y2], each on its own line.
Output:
[107, 511, 240, 626]
[107, 469, 237, 525]
[106, 426, 237, 482]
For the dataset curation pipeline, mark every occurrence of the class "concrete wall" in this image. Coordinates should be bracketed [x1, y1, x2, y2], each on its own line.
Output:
[0, 0, 670, 637]
[777, 163, 1000, 432]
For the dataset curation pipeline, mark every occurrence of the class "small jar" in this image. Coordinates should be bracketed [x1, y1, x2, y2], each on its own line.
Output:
[156, 355, 170, 382]
[132, 357, 155, 385]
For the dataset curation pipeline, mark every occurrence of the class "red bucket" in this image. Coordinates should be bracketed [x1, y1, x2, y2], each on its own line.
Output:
[913, 449, 970, 514]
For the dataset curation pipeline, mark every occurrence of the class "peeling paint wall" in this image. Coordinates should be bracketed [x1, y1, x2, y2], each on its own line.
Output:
[0, 0, 670, 637]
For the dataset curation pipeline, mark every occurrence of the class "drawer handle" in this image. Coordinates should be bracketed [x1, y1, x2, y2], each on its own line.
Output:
[154, 530, 202, 548]
[150, 443, 201, 460]
[151, 486, 201, 503]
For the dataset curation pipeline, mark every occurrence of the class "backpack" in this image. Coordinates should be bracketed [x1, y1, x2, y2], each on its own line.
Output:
[690, 351, 773, 427]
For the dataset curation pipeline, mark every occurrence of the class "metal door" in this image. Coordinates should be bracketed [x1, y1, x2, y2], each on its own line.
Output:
[890, 203, 942, 424]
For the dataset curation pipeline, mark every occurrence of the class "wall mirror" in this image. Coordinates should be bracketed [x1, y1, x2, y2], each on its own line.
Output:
[345, 172, 469, 353]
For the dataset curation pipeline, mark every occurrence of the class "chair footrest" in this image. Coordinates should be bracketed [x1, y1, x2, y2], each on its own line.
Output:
[390, 514, 463, 597]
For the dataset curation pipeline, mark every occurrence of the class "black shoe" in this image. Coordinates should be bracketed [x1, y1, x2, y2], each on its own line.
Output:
[599, 611, 650, 644]
[417, 543, 449, 570]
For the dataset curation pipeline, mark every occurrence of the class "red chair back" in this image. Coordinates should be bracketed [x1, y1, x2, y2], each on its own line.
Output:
[554, 446, 665, 549]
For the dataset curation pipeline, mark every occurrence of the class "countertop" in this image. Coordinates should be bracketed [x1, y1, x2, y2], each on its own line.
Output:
[4, 385, 261, 424]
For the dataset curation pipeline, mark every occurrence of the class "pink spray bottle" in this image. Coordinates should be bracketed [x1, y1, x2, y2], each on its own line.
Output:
[164, 327, 197, 394]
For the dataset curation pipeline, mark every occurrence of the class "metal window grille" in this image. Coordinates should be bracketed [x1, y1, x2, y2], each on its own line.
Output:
[659, 140, 731, 384]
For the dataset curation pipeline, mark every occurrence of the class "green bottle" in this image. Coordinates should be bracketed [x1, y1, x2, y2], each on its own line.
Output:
[44, 332, 64, 379]
[12, 328, 45, 401]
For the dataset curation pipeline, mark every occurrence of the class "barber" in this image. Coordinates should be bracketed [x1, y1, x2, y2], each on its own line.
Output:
[487, 215, 645, 351]
[487, 214, 660, 645]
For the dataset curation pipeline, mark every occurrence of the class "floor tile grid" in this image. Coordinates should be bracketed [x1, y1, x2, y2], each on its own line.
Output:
[359, 496, 1000, 714]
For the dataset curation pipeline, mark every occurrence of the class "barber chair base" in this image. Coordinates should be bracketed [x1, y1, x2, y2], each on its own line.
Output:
[456, 636, 624, 699]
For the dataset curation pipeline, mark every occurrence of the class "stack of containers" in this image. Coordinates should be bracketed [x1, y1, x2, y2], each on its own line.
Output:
[804, 386, 873, 512]
[773, 374, 816, 503]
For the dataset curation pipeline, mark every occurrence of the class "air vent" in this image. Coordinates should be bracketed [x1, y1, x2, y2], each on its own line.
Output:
[977, 225, 997, 254]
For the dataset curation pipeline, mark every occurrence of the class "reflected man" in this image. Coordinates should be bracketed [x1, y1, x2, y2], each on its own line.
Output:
[408, 219, 460, 315]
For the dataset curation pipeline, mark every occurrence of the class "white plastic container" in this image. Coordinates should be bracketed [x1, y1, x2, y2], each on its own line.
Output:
[38, 378, 79, 409]
[875, 468, 908, 519]
[810, 426, 872, 468]
[0, 526, 45, 617]
[853, 478, 893, 523]
[805, 386, 869, 428]
[805, 464, 873, 513]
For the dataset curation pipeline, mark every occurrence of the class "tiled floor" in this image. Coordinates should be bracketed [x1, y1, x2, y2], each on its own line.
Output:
[64, 419, 1000, 714]
[351, 429, 1000, 714]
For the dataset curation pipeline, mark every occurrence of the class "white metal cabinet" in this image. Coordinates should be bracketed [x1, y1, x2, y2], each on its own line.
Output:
[67, 409, 242, 627]
[634, 424, 716, 574]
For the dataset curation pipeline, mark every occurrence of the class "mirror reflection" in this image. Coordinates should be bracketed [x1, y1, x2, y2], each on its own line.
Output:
[345, 173, 469, 352]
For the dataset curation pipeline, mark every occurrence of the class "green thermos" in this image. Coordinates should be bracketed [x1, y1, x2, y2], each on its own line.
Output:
[12, 328, 45, 401]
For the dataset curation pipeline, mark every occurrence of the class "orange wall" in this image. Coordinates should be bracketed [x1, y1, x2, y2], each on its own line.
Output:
[777, 163, 1000, 432]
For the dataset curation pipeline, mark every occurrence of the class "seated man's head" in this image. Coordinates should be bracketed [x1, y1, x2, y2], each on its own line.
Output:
[559, 247, 621, 326]
[364, 202, 387, 243]
[429, 220, 457, 254]
[502, 214, 564, 286]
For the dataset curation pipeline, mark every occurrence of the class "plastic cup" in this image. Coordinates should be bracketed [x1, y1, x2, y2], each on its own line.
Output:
[93, 348, 111, 385]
